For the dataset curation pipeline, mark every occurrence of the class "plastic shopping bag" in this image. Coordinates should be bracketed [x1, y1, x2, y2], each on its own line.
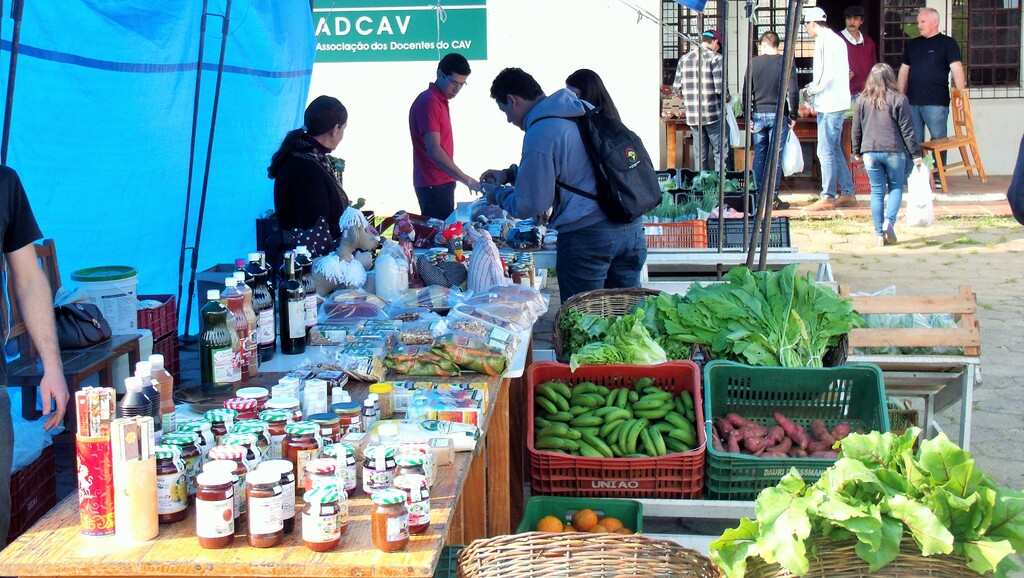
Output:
[725, 104, 742, 148]
[905, 165, 934, 227]
[781, 129, 804, 176]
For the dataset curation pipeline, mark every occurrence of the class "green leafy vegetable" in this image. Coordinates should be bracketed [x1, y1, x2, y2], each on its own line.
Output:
[558, 309, 610, 357]
[567, 310, 668, 371]
[710, 429, 1024, 577]
[567, 342, 624, 371]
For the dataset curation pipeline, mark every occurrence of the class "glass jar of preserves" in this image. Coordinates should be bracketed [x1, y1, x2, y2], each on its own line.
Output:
[196, 470, 234, 549]
[302, 483, 347, 552]
[302, 458, 339, 495]
[330, 401, 362, 434]
[282, 421, 322, 494]
[155, 444, 188, 524]
[177, 419, 215, 461]
[206, 447, 249, 523]
[398, 442, 435, 488]
[259, 408, 293, 460]
[255, 459, 296, 534]
[161, 431, 202, 499]
[234, 419, 272, 459]
[245, 469, 283, 547]
[393, 473, 430, 535]
[224, 397, 259, 421]
[307, 413, 342, 445]
[362, 445, 397, 496]
[266, 396, 302, 422]
[370, 488, 409, 553]
[221, 432, 261, 470]
[204, 408, 239, 445]
[237, 386, 270, 413]
[394, 453, 426, 479]
[368, 383, 395, 419]
[322, 443, 357, 493]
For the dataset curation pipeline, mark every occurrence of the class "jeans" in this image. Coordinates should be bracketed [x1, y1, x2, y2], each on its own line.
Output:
[690, 119, 726, 171]
[751, 112, 789, 197]
[910, 104, 949, 168]
[816, 111, 854, 199]
[863, 151, 913, 235]
[414, 181, 456, 220]
[0, 387, 12, 545]
[555, 219, 647, 302]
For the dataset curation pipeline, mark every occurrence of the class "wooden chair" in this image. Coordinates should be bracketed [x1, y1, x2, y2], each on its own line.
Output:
[920, 88, 987, 192]
[2, 238, 141, 422]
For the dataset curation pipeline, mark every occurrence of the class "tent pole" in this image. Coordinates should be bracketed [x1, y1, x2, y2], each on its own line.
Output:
[1, 0, 24, 165]
[179, 0, 211, 342]
[183, 0, 231, 343]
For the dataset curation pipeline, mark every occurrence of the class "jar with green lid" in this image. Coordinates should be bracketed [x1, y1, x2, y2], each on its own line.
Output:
[302, 483, 347, 552]
[204, 408, 239, 444]
[370, 488, 409, 552]
[330, 401, 362, 434]
[266, 396, 302, 422]
[177, 419, 214, 460]
[233, 419, 272, 461]
[398, 442, 435, 488]
[155, 444, 188, 524]
[322, 443, 357, 493]
[221, 432, 261, 470]
[393, 473, 430, 534]
[368, 383, 394, 419]
[162, 431, 202, 498]
[283, 421, 322, 493]
[307, 412, 342, 445]
[362, 445, 397, 496]
[259, 408, 293, 460]
[395, 453, 426, 479]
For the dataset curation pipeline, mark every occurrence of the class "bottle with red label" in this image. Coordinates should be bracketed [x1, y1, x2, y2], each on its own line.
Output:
[232, 270, 259, 378]
[221, 277, 250, 378]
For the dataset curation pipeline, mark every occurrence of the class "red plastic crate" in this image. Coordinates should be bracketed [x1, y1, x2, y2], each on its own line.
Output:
[527, 361, 706, 499]
[7, 444, 56, 544]
[137, 294, 177, 340]
[849, 160, 871, 195]
[643, 220, 709, 249]
[152, 333, 180, 384]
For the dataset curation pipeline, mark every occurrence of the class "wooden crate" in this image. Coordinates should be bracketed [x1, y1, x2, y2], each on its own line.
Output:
[844, 285, 980, 356]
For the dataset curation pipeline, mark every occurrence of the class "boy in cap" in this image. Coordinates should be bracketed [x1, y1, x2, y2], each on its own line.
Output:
[841, 5, 877, 99]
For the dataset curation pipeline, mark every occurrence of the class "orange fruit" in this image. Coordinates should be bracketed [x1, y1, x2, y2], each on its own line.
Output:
[597, 517, 624, 532]
[571, 508, 599, 532]
[614, 527, 634, 535]
[563, 523, 576, 532]
[536, 515, 564, 533]
[588, 524, 610, 533]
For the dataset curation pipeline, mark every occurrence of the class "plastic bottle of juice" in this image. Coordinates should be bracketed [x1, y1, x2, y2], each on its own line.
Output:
[201, 289, 240, 388]
[135, 360, 163, 441]
[150, 353, 176, 435]
[294, 246, 317, 344]
[278, 251, 306, 355]
[247, 252, 275, 362]
[221, 277, 250, 379]
[233, 271, 259, 378]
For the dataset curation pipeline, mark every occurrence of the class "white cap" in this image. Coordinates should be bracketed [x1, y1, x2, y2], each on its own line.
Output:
[149, 354, 165, 369]
[363, 399, 374, 407]
[124, 375, 143, 391]
[248, 252, 261, 261]
[233, 271, 245, 281]
[368, 393, 379, 402]
[378, 423, 398, 436]
[296, 245, 307, 252]
[802, 6, 827, 22]
[135, 361, 152, 377]
[224, 277, 236, 287]
[207, 289, 221, 300]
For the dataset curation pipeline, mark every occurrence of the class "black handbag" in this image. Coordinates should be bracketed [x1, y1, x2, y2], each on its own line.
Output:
[55, 302, 112, 349]
[281, 215, 337, 258]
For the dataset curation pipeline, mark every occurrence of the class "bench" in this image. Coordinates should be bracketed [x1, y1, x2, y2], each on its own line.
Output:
[841, 285, 981, 449]
[2, 239, 141, 423]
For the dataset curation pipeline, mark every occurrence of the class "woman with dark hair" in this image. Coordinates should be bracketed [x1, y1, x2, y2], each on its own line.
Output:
[565, 69, 621, 120]
[268, 95, 351, 250]
[851, 63, 922, 246]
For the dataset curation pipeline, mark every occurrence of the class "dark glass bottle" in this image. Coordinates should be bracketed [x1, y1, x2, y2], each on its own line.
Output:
[200, 289, 239, 388]
[294, 246, 317, 344]
[247, 252, 276, 362]
[278, 251, 306, 355]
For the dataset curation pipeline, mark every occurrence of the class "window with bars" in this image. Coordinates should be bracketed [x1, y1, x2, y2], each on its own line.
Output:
[661, 0, 722, 85]
[952, 0, 1022, 94]
[881, 1, 925, 71]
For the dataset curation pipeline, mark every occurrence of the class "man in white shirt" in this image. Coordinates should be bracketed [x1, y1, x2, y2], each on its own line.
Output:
[801, 6, 857, 211]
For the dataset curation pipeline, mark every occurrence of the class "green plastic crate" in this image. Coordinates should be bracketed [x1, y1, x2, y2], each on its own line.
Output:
[703, 360, 889, 500]
[515, 495, 644, 534]
[433, 545, 464, 578]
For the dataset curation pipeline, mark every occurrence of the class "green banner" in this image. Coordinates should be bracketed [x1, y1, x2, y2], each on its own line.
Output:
[313, 1, 488, 63]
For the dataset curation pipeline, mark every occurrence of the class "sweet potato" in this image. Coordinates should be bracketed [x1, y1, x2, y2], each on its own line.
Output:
[726, 413, 769, 437]
[765, 436, 793, 454]
[711, 433, 725, 452]
[831, 422, 851, 441]
[726, 432, 741, 454]
[774, 412, 810, 449]
[810, 450, 839, 459]
[744, 434, 773, 454]
[807, 440, 832, 453]
[716, 418, 738, 439]
[811, 419, 837, 445]
[788, 447, 809, 458]
[762, 451, 789, 457]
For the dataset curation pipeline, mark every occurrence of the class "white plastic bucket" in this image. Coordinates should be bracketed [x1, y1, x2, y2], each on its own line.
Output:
[70, 266, 139, 335]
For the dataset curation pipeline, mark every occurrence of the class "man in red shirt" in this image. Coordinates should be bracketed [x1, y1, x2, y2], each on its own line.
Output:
[409, 53, 480, 220]
[842, 5, 877, 99]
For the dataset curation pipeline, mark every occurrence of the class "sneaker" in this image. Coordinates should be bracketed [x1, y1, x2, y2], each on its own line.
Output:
[804, 197, 836, 211]
[835, 194, 858, 208]
[883, 220, 898, 245]
[877, 235, 886, 247]
[772, 198, 791, 210]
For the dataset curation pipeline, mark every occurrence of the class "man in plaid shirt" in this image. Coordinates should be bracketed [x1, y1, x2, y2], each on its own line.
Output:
[673, 30, 726, 171]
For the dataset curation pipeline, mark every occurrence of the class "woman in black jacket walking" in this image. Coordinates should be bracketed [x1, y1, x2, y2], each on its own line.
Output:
[852, 63, 923, 246]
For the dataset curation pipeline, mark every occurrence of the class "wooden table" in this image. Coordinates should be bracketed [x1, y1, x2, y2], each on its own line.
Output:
[663, 118, 693, 170]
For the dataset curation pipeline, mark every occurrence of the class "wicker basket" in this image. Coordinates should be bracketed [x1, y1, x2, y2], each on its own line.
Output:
[552, 287, 662, 362]
[744, 537, 977, 577]
[456, 532, 719, 578]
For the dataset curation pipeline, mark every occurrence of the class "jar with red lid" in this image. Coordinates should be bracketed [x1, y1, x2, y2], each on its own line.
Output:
[224, 397, 259, 421]
[370, 488, 409, 552]
[233, 419, 272, 461]
[266, 396, 302, 422]
[393, 473, 430, 534]
[259, 409, 292, 460]
[330, 401, 362, 434]
[177, 419, 214, 461]
[195, 470, 234, 548]
[155, 444, 188, 524]
[282, 421, 322, 494]
[302, 458, 339, 494]
[204, 408, 238, 445]
[245, 469, 283, 548]
[255, 459, 296, 534]
[302, 483, 347, 552]
[307, 413, 342, 445]
[237, 386, 270, 413]
[221, 432, 261, 470]
[206, 446, 249, 523]
[362, 445, 397, 496]
[162, 431, 202, 499]
[322, 443, 357, 493]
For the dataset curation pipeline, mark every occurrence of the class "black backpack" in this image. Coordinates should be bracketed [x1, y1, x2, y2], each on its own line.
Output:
[531, 107, 661, 223]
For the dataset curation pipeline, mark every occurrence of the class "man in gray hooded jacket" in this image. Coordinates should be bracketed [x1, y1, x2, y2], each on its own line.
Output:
[480, 67, 647, 301]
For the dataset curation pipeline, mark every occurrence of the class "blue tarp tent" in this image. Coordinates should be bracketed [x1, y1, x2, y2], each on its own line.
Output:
[0, 0, 314, 332]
